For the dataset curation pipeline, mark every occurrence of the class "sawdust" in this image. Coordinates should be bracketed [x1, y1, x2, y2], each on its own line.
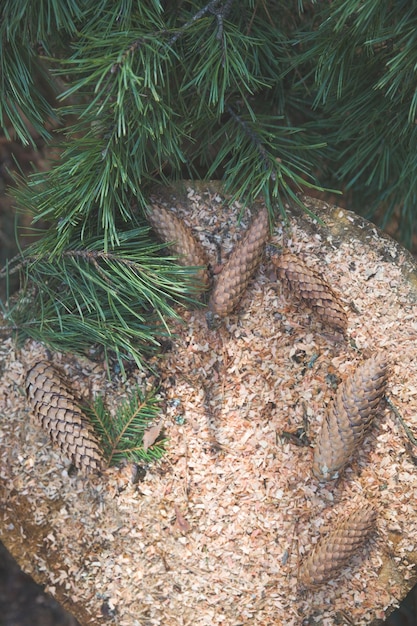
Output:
[1, 183, 417, 626]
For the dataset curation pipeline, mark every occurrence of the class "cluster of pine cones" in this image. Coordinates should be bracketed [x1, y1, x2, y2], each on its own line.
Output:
[298, 351, 386, 590]
[273, 255, 387, 590]
[24, 202, 389, 591]
[146, 202, 388, 591]
[146, 201, 270, 323]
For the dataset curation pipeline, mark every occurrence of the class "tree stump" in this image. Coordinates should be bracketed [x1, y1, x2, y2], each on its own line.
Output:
[1, 181, 417, 625]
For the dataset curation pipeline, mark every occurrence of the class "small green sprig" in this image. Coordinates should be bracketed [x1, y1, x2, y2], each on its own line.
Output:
[87, 386, 166, 467]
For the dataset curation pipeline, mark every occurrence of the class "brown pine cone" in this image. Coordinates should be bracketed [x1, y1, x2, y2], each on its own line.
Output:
[298, 502, 377, 590]
[146, 203, 210, 290]
[25, 361, 103, 473]
[312, 354, 388, 481]
[271, 251, 348, 334]
[208, 206, 269, 319]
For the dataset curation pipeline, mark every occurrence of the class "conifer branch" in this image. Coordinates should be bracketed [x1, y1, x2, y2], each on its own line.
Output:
[209, 0, 235, 63]
[227, 105, 276, 180]
[4, 228, 202, 371]
[168, 0, 223, 45]
[3, 0, 417, 375]
[87, 387, 166, 466]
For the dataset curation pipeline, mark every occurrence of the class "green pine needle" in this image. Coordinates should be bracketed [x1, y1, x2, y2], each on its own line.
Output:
[86, 387, 166, 467]
[5, 227, 203, 371]
[4, 0, 417, 371]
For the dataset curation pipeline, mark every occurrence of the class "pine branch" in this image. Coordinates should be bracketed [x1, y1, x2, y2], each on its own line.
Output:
[6, 0, 417, 375]
[0, 44, 59, 145]
[289, 0, 417, 246]
[197, 106, 327, 220]
[226, 105, 277, 180]
[0, 0, 82, 39]
[168, 0, 223, 46]
[5, 227, 202, 371]
[87, 387, 166, 466]
[209, 0, 235, 64]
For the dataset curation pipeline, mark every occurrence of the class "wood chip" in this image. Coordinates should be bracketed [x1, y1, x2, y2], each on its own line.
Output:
[2, 187, 417, 626]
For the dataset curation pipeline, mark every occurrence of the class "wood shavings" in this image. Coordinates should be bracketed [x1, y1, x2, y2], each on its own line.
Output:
[2, 185, 417, 626]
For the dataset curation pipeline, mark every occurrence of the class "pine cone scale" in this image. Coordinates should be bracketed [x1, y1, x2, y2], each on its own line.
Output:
[26, 361, 103, 473]
[313, 355, 388, 480]
[208, 206, 269, 318]
[299, 503, 377, 590]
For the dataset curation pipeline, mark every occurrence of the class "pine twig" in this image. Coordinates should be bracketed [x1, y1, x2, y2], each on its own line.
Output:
[386, 396, 417, 446]
[209, 0, 235, 64]
[227, 105, 277, 180]
[0, 252, 27, 277]
[87, 387, 166, 466]
[210, 0, 234, 39]
[168, 0, 223, 45]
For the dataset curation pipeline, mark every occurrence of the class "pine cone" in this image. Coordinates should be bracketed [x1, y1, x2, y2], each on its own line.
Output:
[298, 502, 377, 590]
[25, 361, 103, 473]
[271, 251, 347, 334]
[312, 355, 388, 481]
[146, 203, 210, 290]
[208, 206, 269, 319]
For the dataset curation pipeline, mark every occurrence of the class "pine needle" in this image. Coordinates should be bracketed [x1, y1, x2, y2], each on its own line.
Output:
[4, 227, 202, 371]
[86, 387, 166, 467]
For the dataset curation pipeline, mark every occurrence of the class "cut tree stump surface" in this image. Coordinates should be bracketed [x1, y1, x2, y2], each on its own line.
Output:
[1, 181, 417, 625]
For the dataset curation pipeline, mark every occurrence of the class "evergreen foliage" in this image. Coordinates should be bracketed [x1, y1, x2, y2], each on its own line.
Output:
[5, 226, 198, 369]
[1, 0, 417, 369]
[86, 386, 166, 466]
[290, 1, 417, 243]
